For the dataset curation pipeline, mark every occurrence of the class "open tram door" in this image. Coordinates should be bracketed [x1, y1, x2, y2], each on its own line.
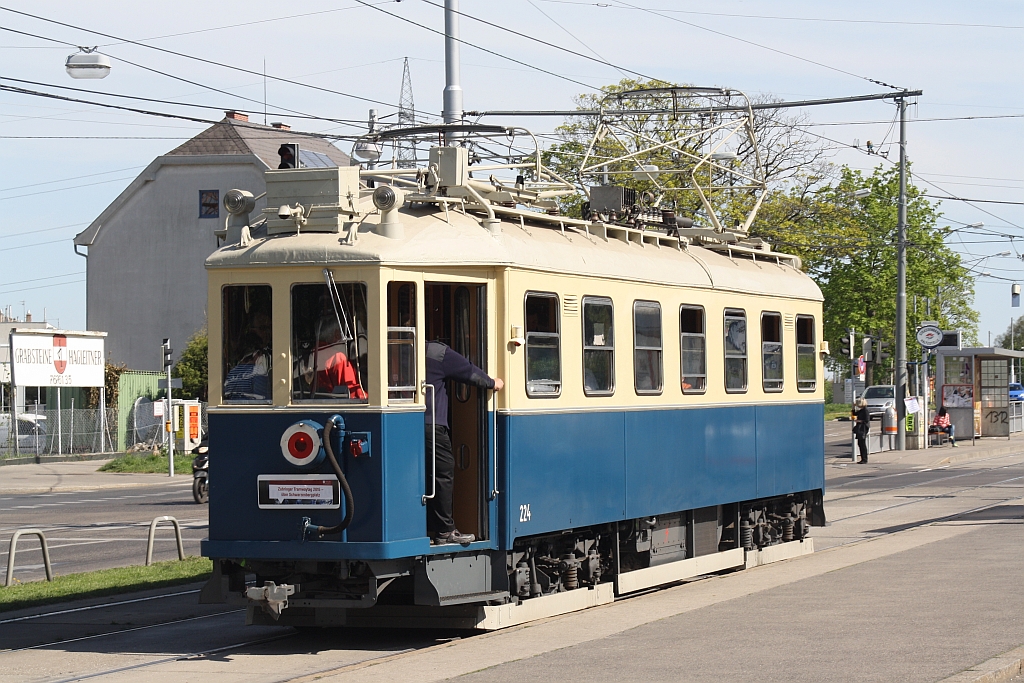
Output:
[424, 282, 490, 541]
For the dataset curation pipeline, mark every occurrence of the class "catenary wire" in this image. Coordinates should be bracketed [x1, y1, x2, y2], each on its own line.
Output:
[607, 0, 905, 90]
[524, 0, 630, 79]
[536, 1, 1024, 31]
[0, 6, 410, 111]
[352, 0, 601, 90]
[418, 0, 650, 80]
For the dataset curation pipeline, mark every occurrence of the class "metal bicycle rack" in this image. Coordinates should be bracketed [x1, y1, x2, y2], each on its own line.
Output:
[5, 528, 53, 586]
[146, 515, 185, 566]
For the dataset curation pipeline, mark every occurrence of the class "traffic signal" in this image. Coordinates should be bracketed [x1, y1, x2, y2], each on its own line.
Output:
[278, 143, 299, 169]
[162, 339, 173, 369]
[862, 335, 874, 363]
[839, 330, 854, 359]
[876, 340, 891, 362]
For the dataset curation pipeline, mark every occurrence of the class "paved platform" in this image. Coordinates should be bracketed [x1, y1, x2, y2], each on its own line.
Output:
[315, 502, 1024, 683]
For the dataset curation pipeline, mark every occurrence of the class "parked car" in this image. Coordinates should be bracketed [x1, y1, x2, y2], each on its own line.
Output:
[1010, 383, 1024, 401]
[861, 385, 896, 419]
[0, 414, 48, 451]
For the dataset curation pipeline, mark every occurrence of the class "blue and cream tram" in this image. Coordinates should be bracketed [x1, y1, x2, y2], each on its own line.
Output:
[200, 133, 826, 628]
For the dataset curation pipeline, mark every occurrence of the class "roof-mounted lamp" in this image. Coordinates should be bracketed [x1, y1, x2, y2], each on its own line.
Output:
[66, 48, 111, 79]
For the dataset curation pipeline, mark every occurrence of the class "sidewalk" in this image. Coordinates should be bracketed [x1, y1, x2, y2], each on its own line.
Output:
[0, 459, 190, 494]
[825, 421, 1024, 472]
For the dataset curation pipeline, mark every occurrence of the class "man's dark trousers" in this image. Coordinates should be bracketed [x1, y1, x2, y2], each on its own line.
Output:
[425, 424, 456, 535]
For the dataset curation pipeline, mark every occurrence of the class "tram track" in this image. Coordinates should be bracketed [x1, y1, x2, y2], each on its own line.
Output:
[826, 457, 1024, 504]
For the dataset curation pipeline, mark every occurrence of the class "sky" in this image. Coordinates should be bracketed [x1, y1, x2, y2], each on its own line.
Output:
[0, 0, 1022, 345]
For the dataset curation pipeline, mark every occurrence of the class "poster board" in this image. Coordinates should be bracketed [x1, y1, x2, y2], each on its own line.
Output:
[942, 384, 974, 408]
[9, 330, 106, 387]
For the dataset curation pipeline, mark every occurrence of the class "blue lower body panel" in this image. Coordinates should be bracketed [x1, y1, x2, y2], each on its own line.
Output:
[203, 403, 823, 563]
[502, 402, 824, 546]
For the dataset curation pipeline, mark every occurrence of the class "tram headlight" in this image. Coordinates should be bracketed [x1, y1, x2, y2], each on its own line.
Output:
[372, 185, 404, 212]
[280, 420, 326, 469]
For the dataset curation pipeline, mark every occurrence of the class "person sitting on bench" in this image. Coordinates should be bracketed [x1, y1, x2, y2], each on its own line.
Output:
[931, 407, 957, 447]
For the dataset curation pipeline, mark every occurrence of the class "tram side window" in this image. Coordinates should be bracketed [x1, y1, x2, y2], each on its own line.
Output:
[387, 282, 417, 402]
[222, 285, 273, 403]
[634, 301, 663, 395]
[796, 315, 816, 392]
[762, 312, 784, 392]
[680, 305, 706, 393]
[724, 309, 747, 392]
[525, 293, 561, 397]
[583, 297, 614, 396]
[291, 282, 369, 403]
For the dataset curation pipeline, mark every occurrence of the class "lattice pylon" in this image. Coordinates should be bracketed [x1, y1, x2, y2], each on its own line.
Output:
[397, 57, 417, 168]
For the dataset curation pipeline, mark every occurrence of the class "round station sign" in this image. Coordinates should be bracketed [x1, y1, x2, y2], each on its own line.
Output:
[917, 325, 943, 349]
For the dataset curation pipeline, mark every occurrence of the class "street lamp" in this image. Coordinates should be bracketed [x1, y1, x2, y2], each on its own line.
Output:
[66, 48, 111, 79]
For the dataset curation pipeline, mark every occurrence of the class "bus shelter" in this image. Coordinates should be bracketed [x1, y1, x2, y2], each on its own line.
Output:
[934, 347, 1024, 440]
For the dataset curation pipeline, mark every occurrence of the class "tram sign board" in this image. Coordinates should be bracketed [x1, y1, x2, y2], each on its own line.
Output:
[9, 330, 106, 387]
[916, 324, 943, 349]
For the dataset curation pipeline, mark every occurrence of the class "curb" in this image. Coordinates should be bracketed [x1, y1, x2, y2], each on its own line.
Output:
[938, 645, 1024, 682]
[0, 452, 121, 467]
[935, 442, 1024, 466]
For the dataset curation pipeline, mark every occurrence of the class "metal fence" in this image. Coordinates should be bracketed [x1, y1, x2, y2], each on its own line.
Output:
[1, 401, 208, 460]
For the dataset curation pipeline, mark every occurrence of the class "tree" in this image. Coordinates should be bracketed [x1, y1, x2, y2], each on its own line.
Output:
[173, 329, 208, 402]
[542, 78, 831, 221]
[752, 164, 978, 380]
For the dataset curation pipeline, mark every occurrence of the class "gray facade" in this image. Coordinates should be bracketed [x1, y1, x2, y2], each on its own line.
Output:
[75, 116, 350, 370]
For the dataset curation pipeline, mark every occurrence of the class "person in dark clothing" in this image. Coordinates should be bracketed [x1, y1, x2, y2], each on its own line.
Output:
[425, 340, 504, 545]
[852, 397, 870, 463]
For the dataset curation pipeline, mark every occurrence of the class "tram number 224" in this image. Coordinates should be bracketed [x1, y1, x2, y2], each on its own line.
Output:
[519, 504, 532, 523]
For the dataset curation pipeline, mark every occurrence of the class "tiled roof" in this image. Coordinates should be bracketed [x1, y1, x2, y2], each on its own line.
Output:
[167, 118, 351, 168]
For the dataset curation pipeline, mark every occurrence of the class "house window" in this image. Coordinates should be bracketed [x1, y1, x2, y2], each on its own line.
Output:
[679, 305, 706, 393]
[583, 296, 614, 395]
[525, 293, 561, 397]
[796, 315, 816, 392]
[199, 190, 220, 218]
[724, 309, 747, 392]
[762, 312, 784, 392]
[634, 301, 663, 395]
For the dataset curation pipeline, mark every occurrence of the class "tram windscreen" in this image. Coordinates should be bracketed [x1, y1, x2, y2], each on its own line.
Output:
[222, 285, 273, 403]
[291, 283, 369, 403]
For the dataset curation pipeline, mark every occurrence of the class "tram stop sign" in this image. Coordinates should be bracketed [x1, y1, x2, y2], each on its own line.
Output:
[916, 324, 943, 349]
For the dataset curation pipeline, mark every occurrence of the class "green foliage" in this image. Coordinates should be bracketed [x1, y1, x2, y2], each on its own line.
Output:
[0, 557, 211, 612]
[173, 328, 208, 401]
[751, 164, 978, 377]
[99, 451, 193, 474]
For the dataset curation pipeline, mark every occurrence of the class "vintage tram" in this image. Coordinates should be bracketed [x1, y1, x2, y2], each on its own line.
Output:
[199, 120, 826, 629]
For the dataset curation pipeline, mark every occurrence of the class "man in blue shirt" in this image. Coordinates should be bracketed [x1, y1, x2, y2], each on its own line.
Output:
[425, 341, 504, 545]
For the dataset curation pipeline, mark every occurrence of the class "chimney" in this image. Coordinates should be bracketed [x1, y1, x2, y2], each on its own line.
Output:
[225, 111, 249, 122]
[271, 122, 291, 131]
[25, 311, 32, 322]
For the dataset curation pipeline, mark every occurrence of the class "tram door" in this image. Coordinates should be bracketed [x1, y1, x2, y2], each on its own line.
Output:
[425, 283, 489, 540]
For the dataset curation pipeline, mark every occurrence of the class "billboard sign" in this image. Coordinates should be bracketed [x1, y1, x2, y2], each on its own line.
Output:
[9, 330, 106, 387]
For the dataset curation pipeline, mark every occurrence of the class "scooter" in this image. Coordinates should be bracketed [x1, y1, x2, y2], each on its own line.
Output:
[192, 440, 209, 504]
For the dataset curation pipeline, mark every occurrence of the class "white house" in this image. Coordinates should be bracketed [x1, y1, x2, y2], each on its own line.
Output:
[74, 113, 350, 370]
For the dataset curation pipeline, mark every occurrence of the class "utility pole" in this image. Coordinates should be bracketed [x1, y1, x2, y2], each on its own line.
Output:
[895, 94, 910, 451]
[442, 0, 463, 144]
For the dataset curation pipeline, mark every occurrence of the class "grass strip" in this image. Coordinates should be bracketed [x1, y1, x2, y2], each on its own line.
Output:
[99, 452, 194, 474]
[825, 403, 852, 421]
[0, 556, 212, 613]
